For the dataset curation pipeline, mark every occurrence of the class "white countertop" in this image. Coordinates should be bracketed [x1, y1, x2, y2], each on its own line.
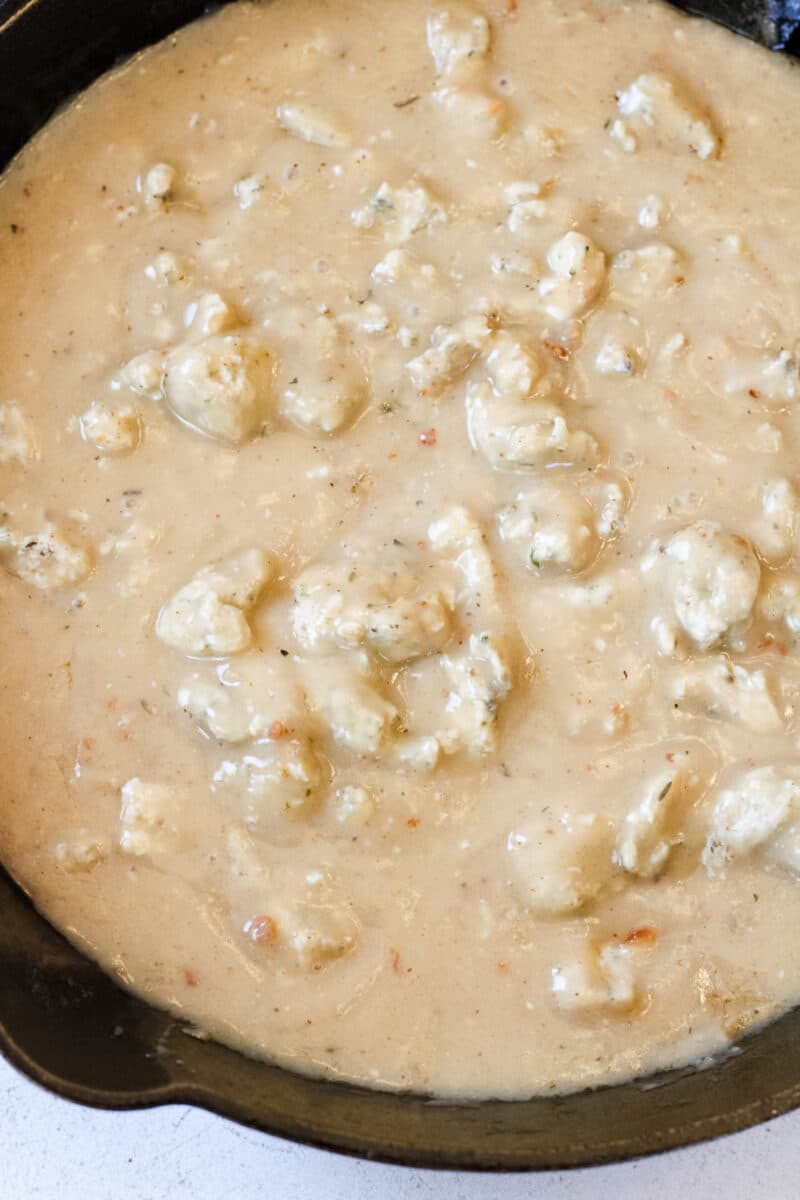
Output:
[2, 1053, 799, 1198]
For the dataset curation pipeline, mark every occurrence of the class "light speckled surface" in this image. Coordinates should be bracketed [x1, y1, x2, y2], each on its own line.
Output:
[1, 1053, 798, 1197]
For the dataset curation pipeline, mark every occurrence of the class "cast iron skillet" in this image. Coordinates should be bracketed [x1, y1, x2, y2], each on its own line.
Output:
[2, 0, 800, 1170]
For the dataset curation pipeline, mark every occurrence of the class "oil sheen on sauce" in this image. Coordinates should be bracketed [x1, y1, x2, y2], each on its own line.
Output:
[2, 0, 800, 1100]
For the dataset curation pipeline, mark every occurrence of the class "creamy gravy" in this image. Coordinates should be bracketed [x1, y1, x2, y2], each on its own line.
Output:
[3, 0, 800, 1100]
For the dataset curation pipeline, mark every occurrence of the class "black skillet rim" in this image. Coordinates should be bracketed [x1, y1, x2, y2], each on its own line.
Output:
[2, 0, 800, 1171]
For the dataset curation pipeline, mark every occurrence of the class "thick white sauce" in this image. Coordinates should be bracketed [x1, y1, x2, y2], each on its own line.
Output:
[2, 0, 800, 1100]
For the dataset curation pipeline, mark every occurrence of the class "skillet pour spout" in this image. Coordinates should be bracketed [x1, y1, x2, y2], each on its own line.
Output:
[2, 0, 800, 1171]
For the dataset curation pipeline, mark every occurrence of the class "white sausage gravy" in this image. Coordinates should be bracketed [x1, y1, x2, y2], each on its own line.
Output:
[2, 0, 800, 1099]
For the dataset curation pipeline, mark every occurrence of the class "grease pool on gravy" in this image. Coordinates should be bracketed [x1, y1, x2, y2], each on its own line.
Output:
[2, 0, 800, 1100]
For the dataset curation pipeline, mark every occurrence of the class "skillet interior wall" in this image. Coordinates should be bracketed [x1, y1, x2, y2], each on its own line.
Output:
[0, 0, 226, 165]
